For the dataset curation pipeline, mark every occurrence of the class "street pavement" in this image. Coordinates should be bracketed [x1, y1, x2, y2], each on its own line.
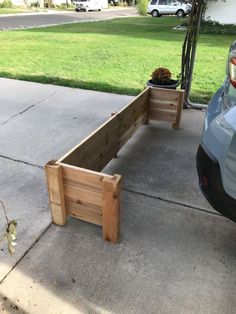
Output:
[0, 78, 235, 313]
[0, 8, 137, 30]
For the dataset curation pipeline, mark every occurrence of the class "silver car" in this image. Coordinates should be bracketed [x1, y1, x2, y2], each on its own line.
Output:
[197, 41, 236, 223]
[147, 0, 192, 18]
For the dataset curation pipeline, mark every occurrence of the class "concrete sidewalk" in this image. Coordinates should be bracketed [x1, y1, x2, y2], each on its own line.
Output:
[0, 78, 235, 313]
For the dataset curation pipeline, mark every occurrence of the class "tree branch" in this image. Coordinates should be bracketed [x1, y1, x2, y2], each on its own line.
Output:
[0, 200, 9, 225]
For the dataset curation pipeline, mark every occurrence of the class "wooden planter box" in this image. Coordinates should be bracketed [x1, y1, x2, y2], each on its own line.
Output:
[45, 87, 184, 243]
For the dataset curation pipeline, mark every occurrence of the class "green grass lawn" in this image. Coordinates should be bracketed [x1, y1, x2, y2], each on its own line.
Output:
[0, 17, 234, 103]
[0, 8, 40, 14]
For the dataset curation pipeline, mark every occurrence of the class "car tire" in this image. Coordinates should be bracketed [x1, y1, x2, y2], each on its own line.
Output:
[176, 9, 185, 18]
[151, 10, 160, 18]
[75, 8, 80, 12]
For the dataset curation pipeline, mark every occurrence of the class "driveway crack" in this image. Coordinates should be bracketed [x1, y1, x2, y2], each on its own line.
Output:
[0, 154, 43, 169]
[0, 91, 56, 127]
[0, 223, 51, 284]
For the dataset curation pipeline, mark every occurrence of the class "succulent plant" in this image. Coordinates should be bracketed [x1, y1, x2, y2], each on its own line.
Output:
[151, 67, 172, 85]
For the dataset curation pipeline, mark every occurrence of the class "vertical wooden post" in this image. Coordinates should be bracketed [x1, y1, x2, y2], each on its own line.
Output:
[102, 174, 121, 244]
[45, 161, 67, 226]
[145, 87, 151, 124]
[111, 112, 118, 158]
[172, 90, 184, 129]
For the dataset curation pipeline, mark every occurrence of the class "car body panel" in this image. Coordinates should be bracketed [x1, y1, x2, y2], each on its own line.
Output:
[147, 0, 192, 16]
[197, 40, 236, 222]
[202, 105, 236, 199]
[197, 144, 236, 222]
[74, 0, 106, 11]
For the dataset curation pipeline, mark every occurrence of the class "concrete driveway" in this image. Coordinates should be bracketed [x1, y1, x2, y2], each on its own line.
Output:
[0, 78, 235, 313]
[0, 8, 137, 30]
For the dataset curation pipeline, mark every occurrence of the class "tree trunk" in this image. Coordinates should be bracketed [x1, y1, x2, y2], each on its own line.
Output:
[181, 0, 205, 108]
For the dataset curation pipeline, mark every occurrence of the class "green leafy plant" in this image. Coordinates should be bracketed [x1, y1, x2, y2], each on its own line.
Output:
[44, 0, 55, 8]
[31, 1, 40, 8]
[151, 67, 172, 85]
[137, 0, 148, 16]
[0, 200, 17, 256]
[0, 0, 13, 8]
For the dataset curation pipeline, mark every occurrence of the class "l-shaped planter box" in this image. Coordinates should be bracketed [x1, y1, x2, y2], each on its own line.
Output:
[45, 87, 184, 243]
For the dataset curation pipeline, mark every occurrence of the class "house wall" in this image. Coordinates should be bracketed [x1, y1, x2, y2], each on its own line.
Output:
[205, 0, 236, 25]
[14, 0, 25, 4]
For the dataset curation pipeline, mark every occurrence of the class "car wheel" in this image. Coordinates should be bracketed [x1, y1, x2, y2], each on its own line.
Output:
[75, 8, 80, 12]
[176, 9, 185, 18]
[151, 10, 160, 18]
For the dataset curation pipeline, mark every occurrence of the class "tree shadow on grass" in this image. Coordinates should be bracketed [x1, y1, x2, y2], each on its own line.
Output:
[0, 71, 214, 103]
[24, 17, 187, 43]
[190, 89, 214, 104]
[0, 72, 141, 96]
[23, 18, 234, 50]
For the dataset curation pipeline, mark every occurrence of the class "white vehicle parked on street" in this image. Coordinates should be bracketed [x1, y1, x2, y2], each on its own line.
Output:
[147, 0, 192, 18]
[74, 0, 108, 12]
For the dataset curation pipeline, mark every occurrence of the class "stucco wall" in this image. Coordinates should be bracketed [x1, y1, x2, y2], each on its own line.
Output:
[205, 0, 236, 25]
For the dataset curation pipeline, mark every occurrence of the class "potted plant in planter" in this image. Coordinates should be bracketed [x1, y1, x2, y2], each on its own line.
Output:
[147, 67, 180, 90]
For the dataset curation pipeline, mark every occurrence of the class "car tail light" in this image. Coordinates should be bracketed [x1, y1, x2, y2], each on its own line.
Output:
[229, 57, 236, 88]
[201, 175, 208, 188]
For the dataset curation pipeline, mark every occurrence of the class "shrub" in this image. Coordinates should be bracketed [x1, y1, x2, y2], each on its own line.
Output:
[200, 20, 236, 35]
[31, 1, 40, 8]
[0, 0, 13, 8]
[55, 3, 74, 9]
[151, 67, 172, 85]
[137, 0, 148, 16]
[44, 0, 54, 8]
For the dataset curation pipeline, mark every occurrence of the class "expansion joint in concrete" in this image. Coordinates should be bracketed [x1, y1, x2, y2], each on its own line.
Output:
[123, 187, 222, 218]
[0, 223, 52, 284]
[0, 154, 43, 169]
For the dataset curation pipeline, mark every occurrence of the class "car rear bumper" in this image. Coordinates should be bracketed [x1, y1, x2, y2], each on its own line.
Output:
[196, 144, 236, 223]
